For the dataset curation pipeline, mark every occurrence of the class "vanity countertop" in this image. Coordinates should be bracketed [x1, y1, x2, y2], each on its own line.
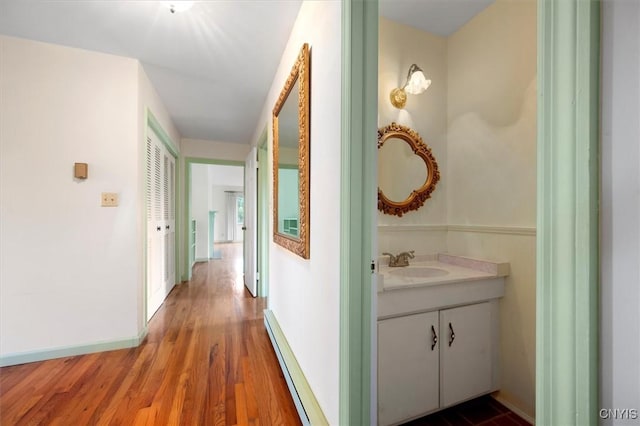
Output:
[376, 254, 510, 318]
[378, 253, 509, 292]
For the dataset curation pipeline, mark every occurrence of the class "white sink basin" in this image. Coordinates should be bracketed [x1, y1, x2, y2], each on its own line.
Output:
[388, 267, 449, 278]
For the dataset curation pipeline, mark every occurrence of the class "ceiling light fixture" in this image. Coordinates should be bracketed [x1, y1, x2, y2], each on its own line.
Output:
[390, 64, 432, 109]
[166, 1, 194, 14]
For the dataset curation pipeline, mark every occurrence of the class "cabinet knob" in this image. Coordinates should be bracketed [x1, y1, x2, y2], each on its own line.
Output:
[431, 325, 438, 351]
[448, 322, 456, 347]
[156, 226, 161, 231]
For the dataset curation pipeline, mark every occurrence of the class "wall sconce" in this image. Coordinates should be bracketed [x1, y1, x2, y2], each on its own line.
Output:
[390, 64, 432, 109]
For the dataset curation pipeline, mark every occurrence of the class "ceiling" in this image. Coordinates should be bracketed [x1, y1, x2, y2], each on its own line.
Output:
[0, 0, 302, 144]
[379, 0, 495, 37]
[0, 0, 493, 145]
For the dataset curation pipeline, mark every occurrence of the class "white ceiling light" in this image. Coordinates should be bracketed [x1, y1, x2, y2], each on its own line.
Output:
[165, 1, 194, 14]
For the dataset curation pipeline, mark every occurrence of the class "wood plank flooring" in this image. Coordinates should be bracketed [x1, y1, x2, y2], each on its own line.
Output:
[0, 243, 301, 425]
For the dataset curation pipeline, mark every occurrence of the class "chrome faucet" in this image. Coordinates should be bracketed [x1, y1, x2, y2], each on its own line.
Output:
[382, 250, 415, 267]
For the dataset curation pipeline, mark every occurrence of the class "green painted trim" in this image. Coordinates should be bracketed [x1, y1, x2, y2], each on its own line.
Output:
[536, 0, 600, 424]
[339, 0, 378, 425]
[257, 129, 270, 298]
[0, 327, 148, 367]
[147, 109, 179, 157]
[264, 310, 329, 425]
[182, 157, 245, 281]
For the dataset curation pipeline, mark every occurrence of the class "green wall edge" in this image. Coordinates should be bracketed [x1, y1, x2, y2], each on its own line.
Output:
[340, 0, 378, 424]
[536, 0, 600, 424]
[147, 109, 179, 157]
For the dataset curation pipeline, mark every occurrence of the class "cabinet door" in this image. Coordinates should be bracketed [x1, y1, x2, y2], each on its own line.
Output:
[440, 302, 492, 407]
[378, 311, 440, 425]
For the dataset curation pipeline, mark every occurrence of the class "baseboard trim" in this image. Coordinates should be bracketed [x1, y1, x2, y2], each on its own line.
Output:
[378, 224, 536, 236]
[264, 310, 328, 426]
[491, 394, 535, 425]
[0, 327, 148, 367]
[377, 224, 448, 233]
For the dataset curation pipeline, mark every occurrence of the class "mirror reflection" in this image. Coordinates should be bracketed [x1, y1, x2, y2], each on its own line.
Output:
[377, 122, 440, 217]
[277, 78, 300, 237]
[378, 136, 428, 202]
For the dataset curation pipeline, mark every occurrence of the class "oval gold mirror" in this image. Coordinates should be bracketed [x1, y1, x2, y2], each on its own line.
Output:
[378, 122, 440, 217]
[273, 44, 310, 258]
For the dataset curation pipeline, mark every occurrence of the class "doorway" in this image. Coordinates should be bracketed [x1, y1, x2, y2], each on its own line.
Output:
[188, 162, 245, 266]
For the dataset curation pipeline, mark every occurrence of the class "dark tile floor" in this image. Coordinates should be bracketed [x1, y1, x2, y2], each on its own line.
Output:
[402, 395, 531, 426]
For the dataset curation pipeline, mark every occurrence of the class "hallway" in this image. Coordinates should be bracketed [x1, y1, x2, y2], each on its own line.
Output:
[0, 243, 301, 425]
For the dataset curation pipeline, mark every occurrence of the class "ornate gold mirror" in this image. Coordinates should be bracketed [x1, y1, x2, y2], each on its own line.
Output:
[378, 122, 440, 217]
[273, 44, 310, 258]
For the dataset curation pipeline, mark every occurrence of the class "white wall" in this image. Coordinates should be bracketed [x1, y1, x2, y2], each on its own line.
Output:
[250, 1, 342, 423]
[191, 164, 210, 259]
[210, 185, 243, 242]
[446, 1, 537, 418]
[378, 18, 449, 255]
[181, 138, 250, 162]
[0, 36, 177, 359]
[600, 1, 640, 423]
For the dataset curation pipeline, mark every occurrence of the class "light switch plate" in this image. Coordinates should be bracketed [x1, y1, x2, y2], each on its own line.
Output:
[101, 192, 118, 207]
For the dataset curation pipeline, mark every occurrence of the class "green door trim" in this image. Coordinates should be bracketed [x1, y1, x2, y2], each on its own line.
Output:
[339, 0, 378, 424]
[182, 157, 245, 281]
[147, 109, 179, 157]
[536, 0, 600, 424]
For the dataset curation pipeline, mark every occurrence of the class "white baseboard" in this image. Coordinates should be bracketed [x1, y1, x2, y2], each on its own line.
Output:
[264, 310, 328, 426]
[0, 327, 148, 367]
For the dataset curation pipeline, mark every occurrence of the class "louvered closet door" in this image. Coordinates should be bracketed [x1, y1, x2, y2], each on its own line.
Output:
[146, 131, 176, 321]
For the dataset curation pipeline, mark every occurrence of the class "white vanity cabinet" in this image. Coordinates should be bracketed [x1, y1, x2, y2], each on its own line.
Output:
[378, 311, 440, 426]
[378, 301, 499, 426]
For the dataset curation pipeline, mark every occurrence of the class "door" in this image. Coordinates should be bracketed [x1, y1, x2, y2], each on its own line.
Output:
[257, 141, 269, 297]
[162, 151, 176, 294]
[440, 302, 492, 407]
[146, 131, 176, 320]
[243, 147, 258, 296]
[378, 311, 440, 425]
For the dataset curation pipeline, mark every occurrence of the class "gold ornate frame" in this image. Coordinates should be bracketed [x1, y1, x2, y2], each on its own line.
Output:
[272, 44, 310, 258]
[377, 122, 440, 217]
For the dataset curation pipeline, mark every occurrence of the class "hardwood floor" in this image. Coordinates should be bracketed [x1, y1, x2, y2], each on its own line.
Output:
[0, 243, 301, 425]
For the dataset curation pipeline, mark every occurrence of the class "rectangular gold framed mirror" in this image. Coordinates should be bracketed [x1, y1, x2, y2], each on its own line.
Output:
[272, 43, 310, 259]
